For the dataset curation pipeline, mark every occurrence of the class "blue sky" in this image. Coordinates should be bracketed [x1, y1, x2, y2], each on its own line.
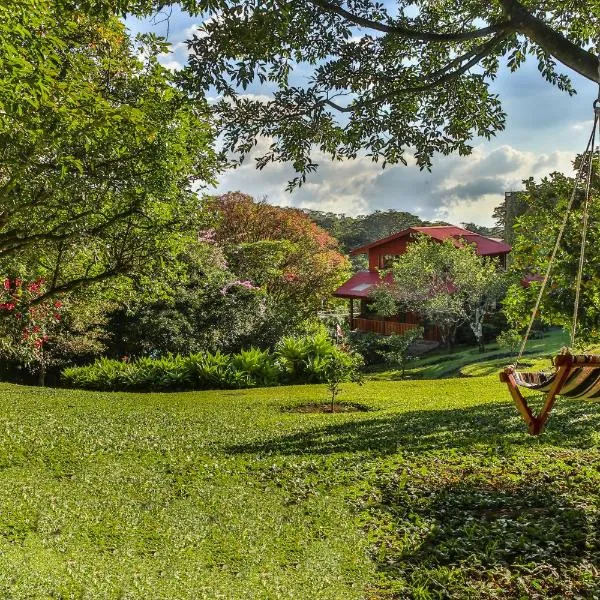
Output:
[126, 7, 599, 226]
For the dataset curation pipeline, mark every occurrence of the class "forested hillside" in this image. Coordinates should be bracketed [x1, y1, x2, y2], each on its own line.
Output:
[305, 209, 502, 254]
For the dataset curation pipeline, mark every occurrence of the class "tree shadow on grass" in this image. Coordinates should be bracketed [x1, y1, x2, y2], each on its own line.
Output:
[227, 398, 600, 456]
[370, 476, 600, 598]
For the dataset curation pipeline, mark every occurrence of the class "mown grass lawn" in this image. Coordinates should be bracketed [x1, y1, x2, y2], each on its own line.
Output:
[368, 328, 571, 380]
[0, 373, 599, 599]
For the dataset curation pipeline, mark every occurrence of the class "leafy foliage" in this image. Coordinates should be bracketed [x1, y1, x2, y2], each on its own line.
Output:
[62, 333, 360, 391]
[0, 278, 63, 365]
[378, 327, 425, 375]
[380, 236, 507, 348]
[275, 332, 357, 384]
[174, 0, 597, 184]
[100, 194, 351, 359]
[204, 193, 350, 316]
[504, 157, 600, 345]
[0, 1, 218, 306]
[321, 350, 364, 410]
[496, 328, 523, 353]
[348, 328, 425, 368]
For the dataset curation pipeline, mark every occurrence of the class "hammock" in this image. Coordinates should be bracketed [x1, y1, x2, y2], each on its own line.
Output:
[501, 354, 600, 435]
[500, 91, 600, 435]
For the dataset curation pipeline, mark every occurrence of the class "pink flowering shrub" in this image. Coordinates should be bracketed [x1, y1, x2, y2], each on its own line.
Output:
[0, 277, 63, 363]
[221, 279, 260, 295]
[198, 229, 217, 244]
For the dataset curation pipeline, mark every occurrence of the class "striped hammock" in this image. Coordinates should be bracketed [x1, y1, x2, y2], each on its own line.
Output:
[513, 355, 600, 399]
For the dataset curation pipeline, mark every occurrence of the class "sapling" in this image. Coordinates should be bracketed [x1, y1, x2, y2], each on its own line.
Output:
[323, 350, 364, 412]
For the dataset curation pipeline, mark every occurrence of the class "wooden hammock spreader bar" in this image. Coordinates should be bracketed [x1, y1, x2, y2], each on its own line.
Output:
[500, 354, 600, 435]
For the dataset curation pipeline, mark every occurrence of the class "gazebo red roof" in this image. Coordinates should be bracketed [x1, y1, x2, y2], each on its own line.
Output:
[333, 270, 394, 299]
[350, 225, 511, 257]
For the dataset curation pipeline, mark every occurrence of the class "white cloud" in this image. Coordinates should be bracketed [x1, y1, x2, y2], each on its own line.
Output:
[159, 58, 184, 71]
[213, 140, 576, 226]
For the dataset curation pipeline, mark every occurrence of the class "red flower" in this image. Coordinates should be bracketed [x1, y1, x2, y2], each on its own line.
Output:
[3, 279, 9, 290]
[54, 300, 63, 309]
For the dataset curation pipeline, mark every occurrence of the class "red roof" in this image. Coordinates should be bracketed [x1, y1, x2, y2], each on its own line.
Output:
[333, 270, 394, 299]
[350, 225, 511, 256]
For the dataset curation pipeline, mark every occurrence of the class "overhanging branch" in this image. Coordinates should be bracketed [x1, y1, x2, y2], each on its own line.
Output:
[324, 31, 508, 113]
[501, 0, 599, 82]
[311, 0, 510, 42]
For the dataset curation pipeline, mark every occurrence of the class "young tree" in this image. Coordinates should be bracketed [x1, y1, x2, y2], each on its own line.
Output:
[322, 350, 364, 412]
[172, 0, 600, 184]
[376, 236, 507, 350]
[379, 328, 424, 376]
[0, 1, 219, 306]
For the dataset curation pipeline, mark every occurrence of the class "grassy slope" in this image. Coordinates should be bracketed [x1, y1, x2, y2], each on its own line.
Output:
[0, 364, 599, 598]
[368, 329, 571, 380]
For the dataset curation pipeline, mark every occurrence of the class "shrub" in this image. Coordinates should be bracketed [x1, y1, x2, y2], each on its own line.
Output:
[230, 347, 279, 387]
[496, 329, 523, 353]
[275, 332, 340, 384]
[62, 335, 362, 392]
[379, 328, 424, 375]
[347, 328, 424, 368]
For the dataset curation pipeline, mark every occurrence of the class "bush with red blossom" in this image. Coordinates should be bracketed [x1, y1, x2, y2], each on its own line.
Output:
[0, 278, 63, 363]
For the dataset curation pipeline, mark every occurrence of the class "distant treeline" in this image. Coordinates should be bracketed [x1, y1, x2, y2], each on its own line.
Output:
[304, 209, 501, 254]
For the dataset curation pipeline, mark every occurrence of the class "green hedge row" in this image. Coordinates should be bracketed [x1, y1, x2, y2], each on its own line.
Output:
[61, 334, 361, 391]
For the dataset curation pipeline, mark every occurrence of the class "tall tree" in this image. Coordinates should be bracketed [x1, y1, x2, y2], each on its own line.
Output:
[203, 192, 351, 317]
[503, 157, 600, 343]
[0, 1, 219, 304]
[169, 0, 600, 184]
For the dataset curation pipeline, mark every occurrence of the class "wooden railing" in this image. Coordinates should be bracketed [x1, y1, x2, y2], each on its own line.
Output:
[353, 318, 418, 336]
[352, 317, 441, 341]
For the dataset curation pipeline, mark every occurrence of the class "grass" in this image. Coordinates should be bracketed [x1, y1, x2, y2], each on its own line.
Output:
[368, 328, 571, 380]
[0, 343, 599, 598]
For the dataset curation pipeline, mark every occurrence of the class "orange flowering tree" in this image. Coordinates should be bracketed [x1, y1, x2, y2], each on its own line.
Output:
[203, 192, 351, 318]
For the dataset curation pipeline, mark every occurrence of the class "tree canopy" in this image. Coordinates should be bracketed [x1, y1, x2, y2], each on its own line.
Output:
[372, 236, 507, 348]
[0, 0, 219, 304]
[204, 192, 350, 315]
[165, 0, 600, 184]
[503, 157, 600, 343]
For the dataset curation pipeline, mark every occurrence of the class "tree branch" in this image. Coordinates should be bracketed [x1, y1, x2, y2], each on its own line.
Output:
[310, 0, 510, 42]
[324, 32, 508, 113]
[501, 0, 600, 82]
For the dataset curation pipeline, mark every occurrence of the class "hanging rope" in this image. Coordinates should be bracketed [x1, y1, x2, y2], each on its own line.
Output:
[515, 113, 598, 368]
[571, 118, 597, 346]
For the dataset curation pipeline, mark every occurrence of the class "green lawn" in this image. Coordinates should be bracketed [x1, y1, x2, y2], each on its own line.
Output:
[0, 368, 599, 598]
[368, 328, 571, 380]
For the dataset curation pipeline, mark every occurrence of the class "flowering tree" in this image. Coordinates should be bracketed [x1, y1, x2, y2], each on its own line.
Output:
[203, 192, 351, 318]
[0, 278, 63, 366]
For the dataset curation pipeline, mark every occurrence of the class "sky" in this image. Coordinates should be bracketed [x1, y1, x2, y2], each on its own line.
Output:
[126, 7, 599, 227]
